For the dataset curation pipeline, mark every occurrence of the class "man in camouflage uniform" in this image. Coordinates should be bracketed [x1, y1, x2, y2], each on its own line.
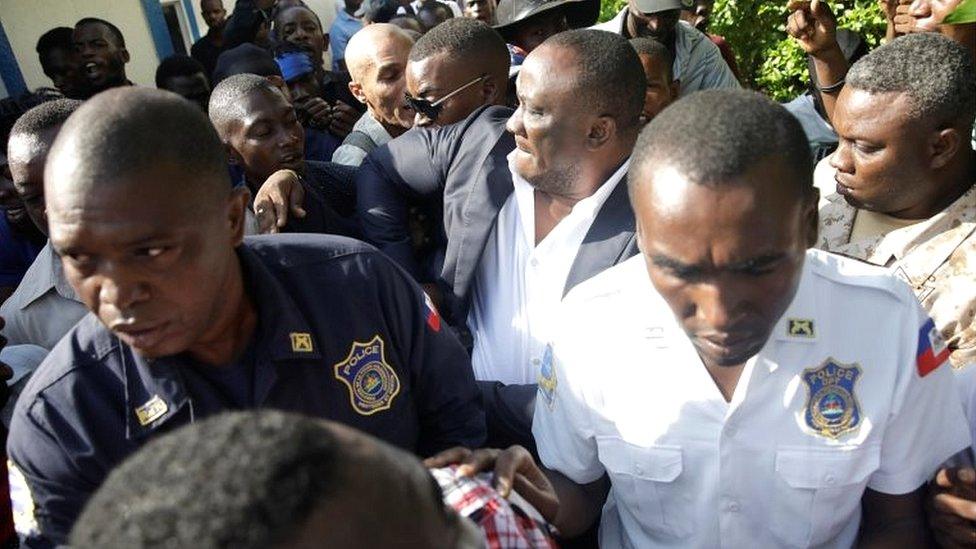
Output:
[817, 33, 976, 367]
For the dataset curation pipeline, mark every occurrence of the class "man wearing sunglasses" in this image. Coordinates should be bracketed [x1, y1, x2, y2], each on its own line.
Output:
[350, 29, 645, 454]
[404, 18, 511, 128]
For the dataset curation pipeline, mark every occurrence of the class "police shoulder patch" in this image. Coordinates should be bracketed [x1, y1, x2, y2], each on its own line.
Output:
[538, 344, 557, 409]
[801, 358, 862, 439]
[334, 335, 401, 416]
[8, 461, 39, 538]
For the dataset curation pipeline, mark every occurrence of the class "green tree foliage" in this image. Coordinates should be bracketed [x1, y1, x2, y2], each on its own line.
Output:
[598, 1, 887, 101]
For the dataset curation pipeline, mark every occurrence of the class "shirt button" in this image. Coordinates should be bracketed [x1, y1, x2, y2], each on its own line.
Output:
[635, 464, 644, 475]
[824, 474, 836, 486]
[727, 500, 741, 513]
[530, 258, 539, 267]
[725, 424, 737, 437]
[532, 358, 541, 366]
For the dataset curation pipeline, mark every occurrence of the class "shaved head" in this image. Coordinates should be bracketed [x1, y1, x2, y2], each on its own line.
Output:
[345, 23, 413, 83]
[46, 87, 229, 206]
[208, 73, 286, 137]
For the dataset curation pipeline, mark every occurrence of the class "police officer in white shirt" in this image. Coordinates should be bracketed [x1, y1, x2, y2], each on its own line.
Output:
[429, 89, 972, 548]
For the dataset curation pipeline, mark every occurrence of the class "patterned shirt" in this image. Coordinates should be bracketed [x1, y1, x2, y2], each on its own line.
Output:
[432, 466, 557, 549]
[818, 185, 976, 367]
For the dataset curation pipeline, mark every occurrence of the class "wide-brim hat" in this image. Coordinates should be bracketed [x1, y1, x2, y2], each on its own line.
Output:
[493, 0, 601, 36]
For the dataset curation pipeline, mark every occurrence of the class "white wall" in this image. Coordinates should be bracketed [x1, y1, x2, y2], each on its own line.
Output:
[1, 0, 338, 92]
[1, 0, 164, 89]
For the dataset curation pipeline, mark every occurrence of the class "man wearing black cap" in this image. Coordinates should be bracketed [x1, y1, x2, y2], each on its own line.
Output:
[593, 0, 738, 95]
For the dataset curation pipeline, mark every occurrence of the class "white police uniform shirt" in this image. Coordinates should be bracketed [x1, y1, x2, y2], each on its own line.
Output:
[533, 250, 971, 549]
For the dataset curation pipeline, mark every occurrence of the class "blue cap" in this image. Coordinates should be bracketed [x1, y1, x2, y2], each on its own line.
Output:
[275, 51, 315, 82]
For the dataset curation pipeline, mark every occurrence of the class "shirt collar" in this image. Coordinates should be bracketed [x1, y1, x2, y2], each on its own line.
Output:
[18, 242, 80, 309]
[506, 152, 630, 216]
[122, 243, 322, 439]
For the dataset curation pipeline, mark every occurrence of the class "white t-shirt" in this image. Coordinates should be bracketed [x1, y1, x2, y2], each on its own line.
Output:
[533, 250, 971, 548]
[467, 154, 629, 385]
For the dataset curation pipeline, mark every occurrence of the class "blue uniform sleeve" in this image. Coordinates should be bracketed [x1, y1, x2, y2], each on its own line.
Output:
[7, 403, 98, 548]
[367, 252, 486, 455]
[355, 119, 467, 279]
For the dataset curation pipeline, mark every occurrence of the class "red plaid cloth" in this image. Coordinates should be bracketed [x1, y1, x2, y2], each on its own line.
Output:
[432, 465, 558, 549]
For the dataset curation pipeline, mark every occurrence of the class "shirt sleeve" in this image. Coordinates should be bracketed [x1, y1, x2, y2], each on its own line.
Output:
[369, 252, 486, 456]
[7, 403, 98, 548]
[868, 299, 973, 494]
[678, 27, 741, 94]
[531, 310, 604, 484]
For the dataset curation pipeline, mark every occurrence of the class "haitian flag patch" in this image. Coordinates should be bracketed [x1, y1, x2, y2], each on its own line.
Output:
[916, 318, 949, 377]
[424, 292, 441, 332]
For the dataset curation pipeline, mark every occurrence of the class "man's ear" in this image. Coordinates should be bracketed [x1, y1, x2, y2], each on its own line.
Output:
[586, 115, 615, 150]
[228, 185, 251, 246]
[929, 127, 962, 170]
[802, 188, 820, 248]
[224, 141, 243, 167]
[670, 79, 681, 100]
[120, 48, 130, 64]
[348, 80, 368, 105]
[480, 75, 499, 106]
[266, 75, 292, 102]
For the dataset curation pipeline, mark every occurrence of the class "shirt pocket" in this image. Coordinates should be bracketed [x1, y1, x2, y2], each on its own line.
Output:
[771, 446, 881, 547]
[597, 436, 694, 540]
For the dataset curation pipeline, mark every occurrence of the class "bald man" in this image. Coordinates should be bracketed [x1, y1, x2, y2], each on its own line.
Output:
[332, 24, 415, 167]
[6, 87, 485, 547]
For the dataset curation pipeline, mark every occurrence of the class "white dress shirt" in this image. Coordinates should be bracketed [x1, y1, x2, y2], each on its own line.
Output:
[533, 250, 971, 548]
[0, 243, 87, 350]
[466, 153, 629, 385]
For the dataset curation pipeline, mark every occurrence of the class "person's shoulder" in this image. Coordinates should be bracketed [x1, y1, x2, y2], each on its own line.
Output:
[677, 20, 721, 54]
[305, 159, 358, 184]
[13, 314, 120, 418]
[805, 249, 916, 305]
[563, 255, 658, 314]
[244, 234, 377, 266]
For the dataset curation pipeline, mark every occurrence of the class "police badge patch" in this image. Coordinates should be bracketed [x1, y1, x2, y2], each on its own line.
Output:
[538, 344, 557, 409]
[334, 335, 401, 416]
[802, 358, 862, 439]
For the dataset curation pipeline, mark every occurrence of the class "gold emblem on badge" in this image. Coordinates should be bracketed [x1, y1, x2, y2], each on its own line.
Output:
[290, 332, 314, 353]
[788, 318, 815, 338]
[134, 395, 168, 426]
[334, 335, 401, 416]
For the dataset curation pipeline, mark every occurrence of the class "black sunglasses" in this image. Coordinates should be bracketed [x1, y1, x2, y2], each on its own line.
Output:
[404, 74, 489, 122]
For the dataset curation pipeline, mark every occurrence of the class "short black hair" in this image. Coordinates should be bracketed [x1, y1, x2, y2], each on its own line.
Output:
[409, 17, 509, 75]
[273, 5, 323, 32]
[630, 36, 673, 81]
[74, 17, 126, 48]
[71, 410, 443, 549]
[9, 98, 82, 157]
[361, 0, 400, 24]
[847, 32, 976, 129]
[70, 411, 344, 548]
[409, 17, 512, 86]
[209, 73, 284, 135]
[544, 29, 645, 133]
[631, 89, 812, 192]
[155, 55, 208, 88]
[417, 1, 454, 28]
[212, 43, 283, 86]
[35, 27, 74, 60]
[46, 88, 228, 201]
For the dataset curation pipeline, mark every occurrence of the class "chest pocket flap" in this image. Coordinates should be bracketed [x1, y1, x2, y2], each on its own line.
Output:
[599, 437, 683, 481]
[775, 446, 879, 489]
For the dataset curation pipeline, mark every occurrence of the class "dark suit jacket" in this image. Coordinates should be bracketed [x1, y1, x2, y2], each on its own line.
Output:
[356, 105, 639, 448]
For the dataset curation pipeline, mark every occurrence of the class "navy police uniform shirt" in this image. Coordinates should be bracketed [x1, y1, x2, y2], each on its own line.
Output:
[6, 234, 485, 547]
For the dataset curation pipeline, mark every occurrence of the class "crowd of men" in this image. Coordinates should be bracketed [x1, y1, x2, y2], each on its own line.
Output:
[0, 0, 974, 547]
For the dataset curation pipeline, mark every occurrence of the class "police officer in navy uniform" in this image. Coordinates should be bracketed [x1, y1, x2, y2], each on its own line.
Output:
[5, 88, 485, 548]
